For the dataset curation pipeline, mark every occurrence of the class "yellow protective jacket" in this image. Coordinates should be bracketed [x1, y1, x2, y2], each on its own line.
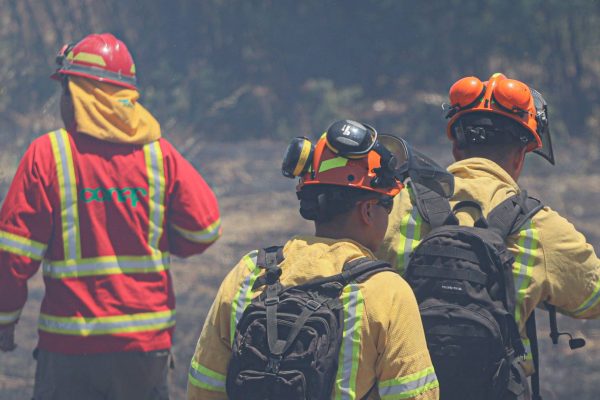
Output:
[378, 157, 600, 373]
[188, 236, 440, 400]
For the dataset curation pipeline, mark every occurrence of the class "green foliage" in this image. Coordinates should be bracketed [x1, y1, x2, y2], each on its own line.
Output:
[0, 0, 599, 150]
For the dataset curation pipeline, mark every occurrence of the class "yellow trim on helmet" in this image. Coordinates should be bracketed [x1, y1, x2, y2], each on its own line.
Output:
[73, 52, 107, 67]
[293, 140, 312, 177]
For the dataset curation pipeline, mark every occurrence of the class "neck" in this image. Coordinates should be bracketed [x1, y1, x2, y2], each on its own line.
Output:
[315, 224, 366, 248]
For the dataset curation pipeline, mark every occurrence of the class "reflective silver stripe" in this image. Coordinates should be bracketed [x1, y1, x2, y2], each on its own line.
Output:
[573, 277, 600, 316]
[0, 230, 46, 260]
[38, 310, 175, 335]
[379, 367, 438, 399]
[335, 283, 364, 400]
[145, 141, 165, 251]
[0, 309, 22, 324]
[42, 253, 171, 278]
[188, 359, 226, 392]
[60, 62, 137, 87]
[230, 251, 260, 344]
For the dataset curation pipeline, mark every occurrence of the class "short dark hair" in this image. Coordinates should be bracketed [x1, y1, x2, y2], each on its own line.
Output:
[450, 112, 532, 148]
[297, 185, 377, 223]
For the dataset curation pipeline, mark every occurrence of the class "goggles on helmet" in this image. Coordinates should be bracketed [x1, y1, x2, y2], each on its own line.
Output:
[445, 73, 554, 165]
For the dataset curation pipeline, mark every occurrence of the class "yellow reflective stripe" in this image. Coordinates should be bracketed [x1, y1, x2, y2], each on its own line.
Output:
[144, 141, 165, 252]
[512, 220, 539, 324]
[73, 52, 106, 67]
[49, 129, 81, 260]
[0, 309, 22, 324]
[230, 251, 260, 344]
[38, 310, 175, 336]
[42, 253, 171, 278]
[172, 218, 222, 244]
[334, 283, 364, 400]
[188, 359, 226, 392]
[379, 366, 439, 399]
[319, 157, 348, 173]
[396, 189, 422, 274]
[0, 230, 47, 260]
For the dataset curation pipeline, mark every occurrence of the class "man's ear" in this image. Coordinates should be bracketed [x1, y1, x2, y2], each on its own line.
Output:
[358, 200, 374, 226]
[451, 141, 464, 162]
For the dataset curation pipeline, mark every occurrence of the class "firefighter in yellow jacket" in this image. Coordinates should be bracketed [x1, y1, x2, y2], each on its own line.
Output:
[187, 120, 440, 399]
[378, 73, 600, 394]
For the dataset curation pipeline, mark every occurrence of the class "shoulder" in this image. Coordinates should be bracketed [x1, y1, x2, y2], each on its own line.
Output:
[360, 270, 418, 314]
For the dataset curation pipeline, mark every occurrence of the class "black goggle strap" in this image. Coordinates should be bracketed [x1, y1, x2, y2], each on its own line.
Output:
[445, 86, 487, 119]
[55, 42, 76, 66]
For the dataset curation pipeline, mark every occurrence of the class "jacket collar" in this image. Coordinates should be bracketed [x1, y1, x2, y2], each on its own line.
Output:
[448, 157, 520, 191]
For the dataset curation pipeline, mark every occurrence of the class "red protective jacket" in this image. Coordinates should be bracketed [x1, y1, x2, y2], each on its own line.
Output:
[0, 129, 221, 354]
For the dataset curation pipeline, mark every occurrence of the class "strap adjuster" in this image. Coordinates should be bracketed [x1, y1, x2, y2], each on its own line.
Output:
[305, 299, 321, 311]
[265, 297, 279, 306]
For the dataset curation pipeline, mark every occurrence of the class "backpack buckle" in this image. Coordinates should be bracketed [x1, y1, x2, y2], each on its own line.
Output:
[266, 355, 282, 373]
[305, 299, 321, 311]
[264, 297, 279, 306]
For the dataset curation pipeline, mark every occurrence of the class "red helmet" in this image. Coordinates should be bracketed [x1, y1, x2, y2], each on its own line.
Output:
[51, 33, 137, 90]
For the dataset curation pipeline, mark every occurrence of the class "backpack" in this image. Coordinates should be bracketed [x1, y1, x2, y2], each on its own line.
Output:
[404, 184, 543, 400]
[226, 246, 395, 400]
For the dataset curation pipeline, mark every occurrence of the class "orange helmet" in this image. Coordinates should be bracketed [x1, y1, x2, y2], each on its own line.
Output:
[51, 33, 137, 90]
[282, 120, 404, 197]
[446, 73, 554, 164]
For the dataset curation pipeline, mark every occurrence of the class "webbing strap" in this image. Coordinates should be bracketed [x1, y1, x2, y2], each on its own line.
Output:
[413, 244, 481, 264]
[525, 310, 542, 400]
[411, 265, 487, 285]
[487, 191, 544, 239]
[411, 181, 453, 229]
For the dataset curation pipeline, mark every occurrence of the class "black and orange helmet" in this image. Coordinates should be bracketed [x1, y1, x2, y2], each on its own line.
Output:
[282, 120, 404, 197]
[446, 73, 554, 164]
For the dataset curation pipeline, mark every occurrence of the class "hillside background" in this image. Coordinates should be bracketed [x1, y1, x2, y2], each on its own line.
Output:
[1, 1, 600, 399]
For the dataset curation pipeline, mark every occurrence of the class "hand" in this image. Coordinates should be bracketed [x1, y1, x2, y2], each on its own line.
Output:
[0, 324, 16, 352]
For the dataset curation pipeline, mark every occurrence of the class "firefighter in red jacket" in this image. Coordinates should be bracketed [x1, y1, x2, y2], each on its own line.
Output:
[0, 33, 221, 399]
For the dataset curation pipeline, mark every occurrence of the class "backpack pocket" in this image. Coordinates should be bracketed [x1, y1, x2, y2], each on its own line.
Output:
[228, 369, 308, 399]
[420, 301, 509, 400]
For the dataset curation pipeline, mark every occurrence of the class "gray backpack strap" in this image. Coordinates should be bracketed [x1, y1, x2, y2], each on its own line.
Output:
[487, 191, 543, 240]
[411, 181, 454, 229]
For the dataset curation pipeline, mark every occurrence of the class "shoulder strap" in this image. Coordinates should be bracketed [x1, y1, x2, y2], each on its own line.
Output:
[526, 310, 543, 400]
[290, 258, 395, 293]
[340, 257, 395, 284]
[252, 246, 285, 290]
[487, 191, 544, 239]
[411, 181, 454, 229]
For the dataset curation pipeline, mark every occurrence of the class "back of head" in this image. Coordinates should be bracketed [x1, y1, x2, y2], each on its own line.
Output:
[281, 120, 404, 224]
[445, 73, 555, 166]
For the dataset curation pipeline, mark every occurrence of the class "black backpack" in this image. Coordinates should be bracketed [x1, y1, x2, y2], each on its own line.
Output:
[404, 185, 543, 400]
[226, 246, 394, 400]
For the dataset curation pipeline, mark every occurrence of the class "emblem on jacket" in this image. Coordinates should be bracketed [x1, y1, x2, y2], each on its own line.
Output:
[81, 187, 148, 207]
